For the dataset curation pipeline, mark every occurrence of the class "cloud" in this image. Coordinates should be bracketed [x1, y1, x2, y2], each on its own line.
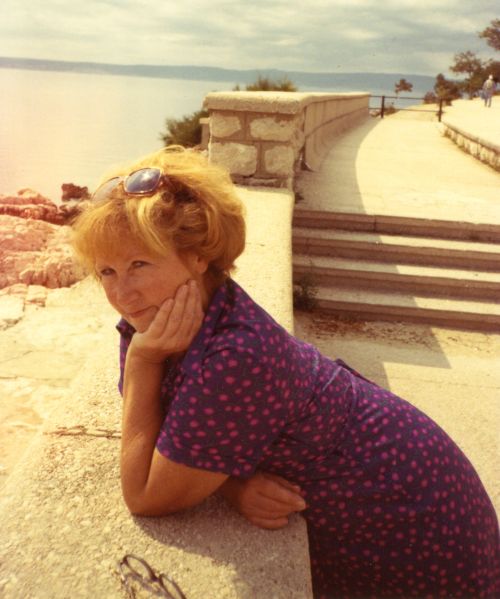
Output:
[0, 0, 498, 75]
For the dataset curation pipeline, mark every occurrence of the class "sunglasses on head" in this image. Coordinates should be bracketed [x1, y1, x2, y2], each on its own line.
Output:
[92, 167, 166, 202]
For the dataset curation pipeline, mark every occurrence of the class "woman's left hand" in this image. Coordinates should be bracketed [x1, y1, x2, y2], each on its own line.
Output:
[220, 472, 307, 529]
[129, 279, 204, 364]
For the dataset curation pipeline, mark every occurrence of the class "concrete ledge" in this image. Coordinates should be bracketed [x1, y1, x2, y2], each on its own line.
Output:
[0, 188, 312, 598]
[204, 91, 369, 114]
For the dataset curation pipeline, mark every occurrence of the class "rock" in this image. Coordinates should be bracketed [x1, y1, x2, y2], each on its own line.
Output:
[61, 183, 90, 202]
[0, 294, 25, 330]
[0, 191, 63, 225]
[0, 187, 91, 225]
[0, 215, 86, 290]
[58, 199, 91, 224]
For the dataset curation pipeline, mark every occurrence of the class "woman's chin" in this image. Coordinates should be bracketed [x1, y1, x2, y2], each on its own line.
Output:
[125, 308, 156, 332]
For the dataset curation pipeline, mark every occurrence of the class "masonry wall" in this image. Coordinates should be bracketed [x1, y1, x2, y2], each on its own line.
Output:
[204, 91, 370, 189]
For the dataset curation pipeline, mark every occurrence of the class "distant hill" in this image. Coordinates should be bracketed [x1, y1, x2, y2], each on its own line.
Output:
[0, 56, 436, 95]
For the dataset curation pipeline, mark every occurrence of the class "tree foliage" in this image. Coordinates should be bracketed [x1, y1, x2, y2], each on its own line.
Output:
[449, 51, 488, 98]
[160, 109, 208, 148]
[234, 75, 298, 92]
[160, 75, 298, 148]
[433, 73, 461, 104]
[479, 18, 500, 52]
[394, 78, 413, 96]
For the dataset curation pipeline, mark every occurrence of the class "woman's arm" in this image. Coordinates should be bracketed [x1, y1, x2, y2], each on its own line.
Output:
[120, 281, 228, 516]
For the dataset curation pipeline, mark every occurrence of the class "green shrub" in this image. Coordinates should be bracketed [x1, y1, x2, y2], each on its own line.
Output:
[160, 108, 208, 148]
[293, 274, 318, 311]
[237, 75, 298, 92]
[160, 75, 297, 148]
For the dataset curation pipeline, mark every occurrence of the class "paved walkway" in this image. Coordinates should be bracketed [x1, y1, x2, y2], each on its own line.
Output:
[296, 98, 500, 224]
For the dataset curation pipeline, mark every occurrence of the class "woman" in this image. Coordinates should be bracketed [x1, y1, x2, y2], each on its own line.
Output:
[72, 147, 500, 598]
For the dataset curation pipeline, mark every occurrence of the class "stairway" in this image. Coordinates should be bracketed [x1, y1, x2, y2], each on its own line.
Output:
[292, 209, 500, 331]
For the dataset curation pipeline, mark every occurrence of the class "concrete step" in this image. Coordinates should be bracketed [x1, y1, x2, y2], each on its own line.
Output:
[293, 254, 500, 300]
[293, 227, 500, 271]
[293, 209, 500, 243]
[296, 284, 500, 332]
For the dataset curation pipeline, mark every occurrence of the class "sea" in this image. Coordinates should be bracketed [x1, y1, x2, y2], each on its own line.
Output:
[0, 67, 430, 202]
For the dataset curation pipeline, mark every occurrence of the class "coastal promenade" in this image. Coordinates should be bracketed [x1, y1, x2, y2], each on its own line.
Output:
[293, 97, 500, 329]
[1, 93, 498, 597]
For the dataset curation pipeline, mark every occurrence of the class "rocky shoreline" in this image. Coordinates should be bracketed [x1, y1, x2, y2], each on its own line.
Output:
[0, 186, 113, 487]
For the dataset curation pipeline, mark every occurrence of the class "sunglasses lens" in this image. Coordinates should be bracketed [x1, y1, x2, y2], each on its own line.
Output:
[92, 177, 121, 202]
[125, 168, 162, 194]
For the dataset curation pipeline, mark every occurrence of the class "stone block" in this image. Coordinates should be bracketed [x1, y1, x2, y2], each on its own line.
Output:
[249, 116, 296, 141]
[263, 146, 295, 177]
[209, 142, 258, 176]
[210, 113, 243, 139]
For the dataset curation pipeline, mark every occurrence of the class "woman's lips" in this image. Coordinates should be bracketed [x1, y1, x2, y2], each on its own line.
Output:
[127, 307, 150, 319]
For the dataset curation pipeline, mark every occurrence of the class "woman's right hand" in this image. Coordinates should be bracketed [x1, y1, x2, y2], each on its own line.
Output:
[220, 472, 307, 530]
[128, 280, 204, 364]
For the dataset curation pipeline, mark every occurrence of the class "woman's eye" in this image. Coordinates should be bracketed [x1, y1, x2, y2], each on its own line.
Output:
[98, 268, 114, 277]
[131, 261, 148, 269]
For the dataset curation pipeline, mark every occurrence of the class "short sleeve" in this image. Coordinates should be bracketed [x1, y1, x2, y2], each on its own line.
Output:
[155, 347, 289, 478]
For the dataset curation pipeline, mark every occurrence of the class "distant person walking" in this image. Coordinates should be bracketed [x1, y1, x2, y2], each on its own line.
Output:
[482, 74, 496, 107]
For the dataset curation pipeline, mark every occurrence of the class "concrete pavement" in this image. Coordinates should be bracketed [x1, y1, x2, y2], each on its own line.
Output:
[296, 104, 499, 224]
[292, 101, 500, 330]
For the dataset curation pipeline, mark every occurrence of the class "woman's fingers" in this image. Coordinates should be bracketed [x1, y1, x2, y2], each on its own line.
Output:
[165, 280, 203, 347]
[263, 472, 302, 494]
[258, 474, 307, 511]
[247, 515, 290, 530]
[147, 297, 175, 338]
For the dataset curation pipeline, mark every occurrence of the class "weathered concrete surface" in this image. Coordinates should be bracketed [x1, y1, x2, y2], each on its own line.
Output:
[296, 107, 500, 224]
[0, 187, 313, 599]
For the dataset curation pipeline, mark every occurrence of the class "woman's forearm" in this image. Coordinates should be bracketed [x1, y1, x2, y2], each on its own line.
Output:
[120, 353, 165, 511]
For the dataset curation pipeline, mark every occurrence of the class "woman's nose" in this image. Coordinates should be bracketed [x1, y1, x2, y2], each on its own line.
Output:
[115, 276, 140, 305]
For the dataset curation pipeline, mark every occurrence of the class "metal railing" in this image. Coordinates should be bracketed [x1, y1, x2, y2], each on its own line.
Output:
[371, 95, 444, 122]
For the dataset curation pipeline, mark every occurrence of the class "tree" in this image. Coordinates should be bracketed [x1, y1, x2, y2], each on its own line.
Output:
[449, 51, 485, 98]
[479, 18, 500, 52]
[160, 108, 208, 148]
[482, 59, 500, 81]
[423, 91, 438, 104]
[433, 73, 461, 104]
[160, 75, 298, 148]
[394, 78, 413, 97]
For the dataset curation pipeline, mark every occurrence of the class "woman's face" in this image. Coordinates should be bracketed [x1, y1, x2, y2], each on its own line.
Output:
[95, 239, 208, 333]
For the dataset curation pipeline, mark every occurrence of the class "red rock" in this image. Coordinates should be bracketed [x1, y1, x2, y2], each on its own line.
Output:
[0, 215, 86, 290]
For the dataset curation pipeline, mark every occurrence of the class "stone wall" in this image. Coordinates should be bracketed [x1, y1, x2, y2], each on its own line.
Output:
[203, 91, 370, 188]
[439, 120, 500, 171]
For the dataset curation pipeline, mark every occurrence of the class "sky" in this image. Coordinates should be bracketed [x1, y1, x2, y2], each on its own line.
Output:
[0, 0, 498, 76]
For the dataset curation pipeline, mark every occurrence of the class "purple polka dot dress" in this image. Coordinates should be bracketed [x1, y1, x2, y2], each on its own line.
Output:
[117, 280, 500, 598]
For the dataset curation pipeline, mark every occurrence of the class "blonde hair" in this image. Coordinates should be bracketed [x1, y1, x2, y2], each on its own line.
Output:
[72, 146, 246, 287]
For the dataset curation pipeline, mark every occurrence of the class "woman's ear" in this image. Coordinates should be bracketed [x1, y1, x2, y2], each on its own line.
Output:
[188, 252, 209, 275]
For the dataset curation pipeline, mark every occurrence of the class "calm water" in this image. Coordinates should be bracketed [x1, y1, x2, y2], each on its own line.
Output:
[0, 68, 428, 202]
[0, 69, 235, 201]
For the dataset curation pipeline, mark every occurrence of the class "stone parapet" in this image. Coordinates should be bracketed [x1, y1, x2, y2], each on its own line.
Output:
[204, 91, 370, 188]
[440, 120, 500, 171]
[438, 99, 500, 172]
